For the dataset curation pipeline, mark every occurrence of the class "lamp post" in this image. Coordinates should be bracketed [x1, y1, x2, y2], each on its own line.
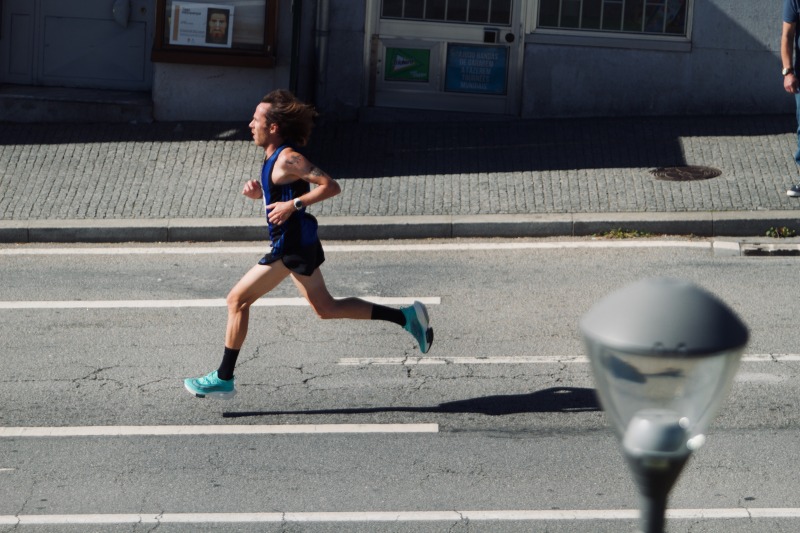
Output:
[580, 278, 748, 533]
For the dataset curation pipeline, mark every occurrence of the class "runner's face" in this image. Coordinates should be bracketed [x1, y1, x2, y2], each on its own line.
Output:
[249, 103, 272, 147]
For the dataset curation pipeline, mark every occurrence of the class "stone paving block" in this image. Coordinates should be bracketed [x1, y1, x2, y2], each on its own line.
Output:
[318, 216, 452, 240]
[25, 220, 168, 243]
[2, 114, 800, 241]
[167, 218, 265, 242]
[452, 214, 572, 238]
[0, 222, 28, 243]
[573, 212, 715, 237]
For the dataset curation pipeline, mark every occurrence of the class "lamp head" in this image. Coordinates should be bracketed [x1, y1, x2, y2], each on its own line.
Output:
[580, 278, 748, 453]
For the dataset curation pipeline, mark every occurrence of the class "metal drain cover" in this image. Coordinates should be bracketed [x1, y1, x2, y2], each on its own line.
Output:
[650, 166, 722, 181]
[741, 244, 800, 256]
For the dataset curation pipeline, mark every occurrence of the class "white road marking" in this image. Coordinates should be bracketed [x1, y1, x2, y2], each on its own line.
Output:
[338, 354, 800, 365]
[329, 241, 713, 252]
[0, 296, 440, 310]
[0, 240, 713, 256]
[0, 246, 266, 256]
[338, 356, 590, 365]
[1, 508, 798, 525]
[734, 372, 785, 383]
[713, 240, 741, 253]
[0, 424, 438, 438]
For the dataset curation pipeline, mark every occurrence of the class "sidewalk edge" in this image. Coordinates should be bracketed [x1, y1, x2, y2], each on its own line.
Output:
[2, 211, 800, 243]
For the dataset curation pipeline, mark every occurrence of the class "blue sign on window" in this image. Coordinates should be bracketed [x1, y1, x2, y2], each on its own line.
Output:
[445, 44, 508, 95]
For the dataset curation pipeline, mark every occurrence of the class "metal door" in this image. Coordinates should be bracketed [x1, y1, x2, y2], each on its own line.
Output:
[1, 0, 154, 90]
[367, 0, 526, 115]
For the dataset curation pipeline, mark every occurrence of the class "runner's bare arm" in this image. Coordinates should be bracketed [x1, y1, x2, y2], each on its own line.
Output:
[266, 150, 341, 225]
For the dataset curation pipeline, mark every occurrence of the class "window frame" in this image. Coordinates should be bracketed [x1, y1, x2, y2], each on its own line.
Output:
[528, 0, 693, 53]
[151, 0, 279, 68]
[380, 0, 514, 27]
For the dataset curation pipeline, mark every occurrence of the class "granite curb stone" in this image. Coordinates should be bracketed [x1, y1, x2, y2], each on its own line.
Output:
[3, 211, 800, 243]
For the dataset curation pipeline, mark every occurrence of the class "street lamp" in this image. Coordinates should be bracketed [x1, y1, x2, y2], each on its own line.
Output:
[580, 278, 748, 533]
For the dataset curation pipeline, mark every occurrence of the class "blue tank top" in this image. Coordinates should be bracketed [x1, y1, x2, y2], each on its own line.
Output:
[260, 144, 319, 254]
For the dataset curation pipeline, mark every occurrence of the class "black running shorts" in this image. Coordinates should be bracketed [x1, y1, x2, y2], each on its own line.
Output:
[258, 240, 325, 276]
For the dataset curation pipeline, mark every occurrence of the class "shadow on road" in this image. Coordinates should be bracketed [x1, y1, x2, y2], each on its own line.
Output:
[222, 386, 600, 419]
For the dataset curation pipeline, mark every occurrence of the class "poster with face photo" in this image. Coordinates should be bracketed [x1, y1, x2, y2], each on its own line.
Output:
[170, 3, 234, 48]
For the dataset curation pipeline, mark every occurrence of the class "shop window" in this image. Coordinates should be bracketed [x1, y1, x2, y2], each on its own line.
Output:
[382, 0, 512, 26]
[152, 0, 278, 67]
[538, 0, 688, 36]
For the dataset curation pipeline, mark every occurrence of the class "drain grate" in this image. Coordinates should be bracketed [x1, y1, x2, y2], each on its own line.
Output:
[741, 244, 800, 256]
[650, 166, 722, 182]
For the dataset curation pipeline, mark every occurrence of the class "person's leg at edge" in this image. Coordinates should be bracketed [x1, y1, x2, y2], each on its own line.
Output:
[789, 93, 800, 196]
[795, 92, 800, 167]
[290, 268, 433, 353]
[184, 262, 291, 398]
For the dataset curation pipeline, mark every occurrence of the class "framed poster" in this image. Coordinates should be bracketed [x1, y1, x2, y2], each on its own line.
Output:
[169, 3, 234, 48]
[444, 44, 508, 95]
[153, 0, 277, 67]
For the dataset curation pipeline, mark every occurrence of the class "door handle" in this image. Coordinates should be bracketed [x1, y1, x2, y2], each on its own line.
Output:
[112, 0, 130, 28]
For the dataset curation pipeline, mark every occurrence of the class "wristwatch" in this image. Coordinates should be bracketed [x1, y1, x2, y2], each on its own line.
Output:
[783, 67, 794, 76]
[293, 197, 304, 211]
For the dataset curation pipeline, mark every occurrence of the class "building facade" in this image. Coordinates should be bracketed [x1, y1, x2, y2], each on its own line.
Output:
[0, 0, 790, 122]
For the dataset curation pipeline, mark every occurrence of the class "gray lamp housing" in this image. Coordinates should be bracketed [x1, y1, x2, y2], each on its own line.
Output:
[581, 278, 749, 533]
[580, 277, 748, 358]
[580, 278, 749, 442]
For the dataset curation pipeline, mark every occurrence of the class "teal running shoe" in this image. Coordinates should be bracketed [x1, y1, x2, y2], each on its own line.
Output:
[184, 370, 236, 399]
[402, 301, 434, 354]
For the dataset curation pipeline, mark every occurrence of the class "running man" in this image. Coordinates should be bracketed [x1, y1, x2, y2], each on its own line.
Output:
[184, 89, 433, 399]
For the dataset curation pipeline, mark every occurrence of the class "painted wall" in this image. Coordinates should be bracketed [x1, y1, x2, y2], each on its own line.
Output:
[313, 1, 367, 120]
[0, 0, 789, 121]
[318, 0, 793, 119]
[521, 0, 790, 118]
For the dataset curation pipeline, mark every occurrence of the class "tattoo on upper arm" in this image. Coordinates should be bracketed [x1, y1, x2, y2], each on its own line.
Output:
[285, 152, 326, 179]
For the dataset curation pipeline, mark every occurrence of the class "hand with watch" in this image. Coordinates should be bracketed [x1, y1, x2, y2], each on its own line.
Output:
[265, 196, 305, 226]
[784, 66, 799, 94]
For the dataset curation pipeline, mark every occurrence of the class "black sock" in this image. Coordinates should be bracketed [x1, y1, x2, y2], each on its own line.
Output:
[217, 347, 240, 381]
[370, 304, 406, 327]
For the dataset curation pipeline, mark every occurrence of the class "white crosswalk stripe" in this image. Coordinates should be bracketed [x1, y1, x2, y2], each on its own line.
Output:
[0, 296, 440, 309]
[338, 354, 800, 365]
[1, 508, 799, 525]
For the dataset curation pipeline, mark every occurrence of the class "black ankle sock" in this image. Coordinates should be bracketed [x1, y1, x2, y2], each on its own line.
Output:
[217, 347, 240, 381]
[370, 304, 406, 327]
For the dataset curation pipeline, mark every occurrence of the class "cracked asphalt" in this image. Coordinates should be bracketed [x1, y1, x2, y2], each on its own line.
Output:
[2, 240, 800, 531]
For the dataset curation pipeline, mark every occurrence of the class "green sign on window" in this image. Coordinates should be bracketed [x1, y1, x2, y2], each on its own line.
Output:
[384, 48, 430, 82]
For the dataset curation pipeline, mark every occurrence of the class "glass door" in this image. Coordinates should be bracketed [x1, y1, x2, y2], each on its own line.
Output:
[367, 0, 525, 114]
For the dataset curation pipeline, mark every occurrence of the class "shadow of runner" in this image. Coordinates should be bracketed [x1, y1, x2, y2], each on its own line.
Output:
[222, 386, 600, 418]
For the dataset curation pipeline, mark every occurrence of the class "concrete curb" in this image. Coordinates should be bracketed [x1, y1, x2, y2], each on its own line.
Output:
[2, 211, 800, 243]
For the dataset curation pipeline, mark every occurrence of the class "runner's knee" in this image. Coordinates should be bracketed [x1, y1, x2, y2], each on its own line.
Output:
[226, 290, 251, 313]
[307, 297, 338, 319]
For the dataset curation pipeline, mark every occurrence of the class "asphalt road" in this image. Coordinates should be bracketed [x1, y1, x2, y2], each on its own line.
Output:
[1, 238, 799, 532]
